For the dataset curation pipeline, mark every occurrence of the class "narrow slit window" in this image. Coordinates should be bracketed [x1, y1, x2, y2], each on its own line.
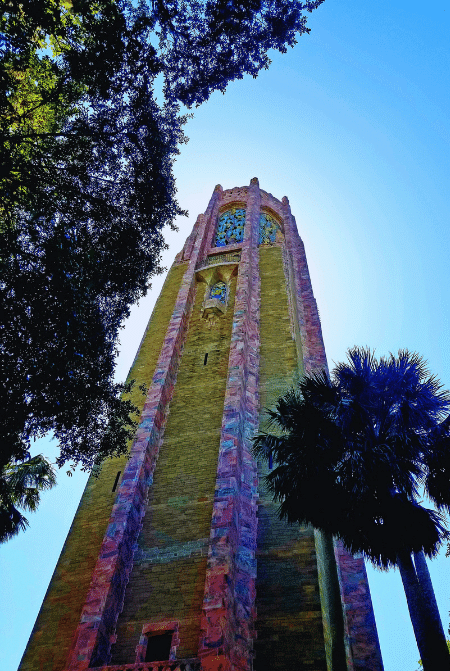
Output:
[112, 471, 121, 492]
[204, 353, 208, 365]
[145, 631, 174, 663]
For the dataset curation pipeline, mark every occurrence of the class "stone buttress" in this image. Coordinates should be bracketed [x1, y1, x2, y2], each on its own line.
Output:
[19, 180, 384, 671]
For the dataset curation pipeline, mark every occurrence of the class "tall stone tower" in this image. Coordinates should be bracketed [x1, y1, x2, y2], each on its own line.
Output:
[20, 180, 383, 671]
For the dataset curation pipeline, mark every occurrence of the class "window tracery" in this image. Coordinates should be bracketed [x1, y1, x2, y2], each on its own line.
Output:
[259, 212, 280, 244]
[214, 207, 246, 247]
[209, 281, 227, 303]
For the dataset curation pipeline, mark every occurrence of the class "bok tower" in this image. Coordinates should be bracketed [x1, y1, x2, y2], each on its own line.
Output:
[20, 179, 383, 671]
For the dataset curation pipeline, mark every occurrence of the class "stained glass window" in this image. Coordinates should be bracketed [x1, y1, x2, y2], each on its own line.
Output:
[209, 281, 227, 303]
[259, 212, 280, 244]
[214, 208, 246, 247]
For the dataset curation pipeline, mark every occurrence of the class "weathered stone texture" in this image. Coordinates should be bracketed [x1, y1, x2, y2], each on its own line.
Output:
[111, 273, 237, 664]
[255, 245, 326, 671]
[20, 182, 383, 671]
[19, 263, 187, 671]
[257, 245, 297, 416]
[335, 544, 384, 671]
[199, 179, 260, 671]
[64, 188, 224, 669]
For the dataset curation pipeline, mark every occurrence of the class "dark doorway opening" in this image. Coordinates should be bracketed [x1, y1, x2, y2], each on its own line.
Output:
[145, 631, 174, 662]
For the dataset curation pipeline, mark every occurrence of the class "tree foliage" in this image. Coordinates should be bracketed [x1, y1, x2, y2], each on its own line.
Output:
[253, 348, 450, 568]
[0, 454, 57, 542]
[1, 0, 324, 472]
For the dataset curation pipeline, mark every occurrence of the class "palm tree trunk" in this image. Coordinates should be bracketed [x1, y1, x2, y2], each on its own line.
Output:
[397, 550, 450, 670]
[397, 551, 427, 663]
[413, 551, 449, 658]
[315, 530, 348, 671]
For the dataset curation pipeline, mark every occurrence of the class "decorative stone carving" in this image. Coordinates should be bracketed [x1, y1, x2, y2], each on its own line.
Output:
[196, 265, 238, 328]
[202, 287, 226, 327]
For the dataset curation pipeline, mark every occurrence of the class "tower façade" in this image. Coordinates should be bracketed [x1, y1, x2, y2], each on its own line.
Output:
[20, 179, 383, 671]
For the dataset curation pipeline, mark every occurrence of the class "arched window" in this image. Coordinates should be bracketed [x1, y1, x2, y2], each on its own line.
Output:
[209, 281, 227, 303]
[214, 208, 246, 247]
[259, 212, 280, 244]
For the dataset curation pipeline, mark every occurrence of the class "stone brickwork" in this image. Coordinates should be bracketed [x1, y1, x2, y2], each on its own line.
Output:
[280, 198, 383, 670]
[255, 244, 326, 670]
[199, 179, 260, 671]
[335, 545, 384, 671]
[20, 180, 383, 671]
[19, 263, 187, 671]
[258, 245, 298, 408]
[63, 187, 224, 670]
[90, 661, 200, 671]
[110, 271, 237, 664]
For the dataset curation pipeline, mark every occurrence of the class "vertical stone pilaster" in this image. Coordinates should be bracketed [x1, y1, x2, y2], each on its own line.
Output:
[180, 185, 223, 262]
[203, 184, 226, 252]
[200, 179, 260, 671]
[281, 197, 327, 374]
[334, 547, 384, 671]
[281, 197, 383, 671]
[182, 214, 203, 262]
[65, 188, 223, 671]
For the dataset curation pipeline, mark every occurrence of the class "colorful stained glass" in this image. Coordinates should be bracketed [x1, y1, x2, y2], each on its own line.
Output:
[259, 213, 280, 244]
[214, 208, 246, 247]
[209, 281, 227, 303]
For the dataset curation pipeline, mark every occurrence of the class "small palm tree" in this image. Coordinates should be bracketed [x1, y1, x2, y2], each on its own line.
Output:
[253, 348, 450, 671]
[0, 454, 56, 542]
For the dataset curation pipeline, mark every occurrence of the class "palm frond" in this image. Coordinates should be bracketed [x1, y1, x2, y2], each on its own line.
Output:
[252, 347, 450, 567]
[0, 454, 56, 542]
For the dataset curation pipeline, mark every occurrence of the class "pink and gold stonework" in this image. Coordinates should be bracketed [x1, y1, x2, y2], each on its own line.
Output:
[20, 181, 384, 671]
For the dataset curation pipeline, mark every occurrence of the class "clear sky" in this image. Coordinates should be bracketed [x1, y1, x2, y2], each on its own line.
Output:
[2, 1, 450, 669]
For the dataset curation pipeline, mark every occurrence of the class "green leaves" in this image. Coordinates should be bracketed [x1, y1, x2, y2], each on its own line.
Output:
[254, 348, 450, 568]
[1, 0, 324, 476]
[158, 0, 325, 105]
[1, 2, 184, 471]
[0, 455, 57, 542]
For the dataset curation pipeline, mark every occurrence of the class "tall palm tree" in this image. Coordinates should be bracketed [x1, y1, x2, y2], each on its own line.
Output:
[0, 454, 56, 542]
[253, 348, 450, 671]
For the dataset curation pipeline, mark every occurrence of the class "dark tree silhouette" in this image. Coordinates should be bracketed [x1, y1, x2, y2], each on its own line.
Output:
[253, 348, 450, 671]
[1, 0, 324, 472]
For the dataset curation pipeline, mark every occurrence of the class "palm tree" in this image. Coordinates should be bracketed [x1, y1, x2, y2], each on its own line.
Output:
[0, 454, 56, 542]
[253, 348, 450, 671]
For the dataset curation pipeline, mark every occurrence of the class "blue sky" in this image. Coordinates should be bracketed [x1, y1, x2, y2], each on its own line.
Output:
[2, 1, 450, 669]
